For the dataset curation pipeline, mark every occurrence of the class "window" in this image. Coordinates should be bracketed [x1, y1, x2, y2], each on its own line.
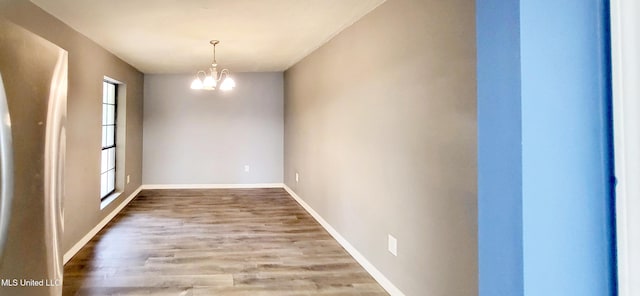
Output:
[101, 80, 117, 199]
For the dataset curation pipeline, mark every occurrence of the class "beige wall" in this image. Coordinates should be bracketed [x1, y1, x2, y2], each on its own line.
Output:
[283, 0, 477, 294]
[143, 73, 283, 185]
[1, 1, 144, 254]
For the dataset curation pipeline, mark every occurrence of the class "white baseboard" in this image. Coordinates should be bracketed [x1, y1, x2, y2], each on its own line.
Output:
[282, 185, 405, 296]
[63, 186, 142, 264]
[141, 183, 285, 190]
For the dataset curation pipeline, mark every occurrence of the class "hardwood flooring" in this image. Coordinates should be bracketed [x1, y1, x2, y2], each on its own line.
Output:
[63, 188, 388, 296]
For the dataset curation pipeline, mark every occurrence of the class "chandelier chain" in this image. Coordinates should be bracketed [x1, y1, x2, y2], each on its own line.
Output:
[212, 43, 217, 65]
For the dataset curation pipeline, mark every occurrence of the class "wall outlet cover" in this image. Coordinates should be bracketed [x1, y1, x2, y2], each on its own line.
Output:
[295, 172, 299, 183]
[244, 165, 250, 172]
[388, 234, 398, 256]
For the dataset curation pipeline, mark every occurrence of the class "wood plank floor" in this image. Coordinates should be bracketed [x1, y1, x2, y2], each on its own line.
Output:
[63, 188, 388, 296]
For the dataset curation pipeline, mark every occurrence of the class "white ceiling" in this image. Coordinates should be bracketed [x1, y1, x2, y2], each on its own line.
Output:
[30, 0, 386, 73]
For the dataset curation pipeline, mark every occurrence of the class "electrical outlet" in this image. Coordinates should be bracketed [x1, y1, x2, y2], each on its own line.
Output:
[388, 234, 398, 256]
[244, 165, 250, 172]
[295, 172, 299, 183]
[127, 175, 130, 184]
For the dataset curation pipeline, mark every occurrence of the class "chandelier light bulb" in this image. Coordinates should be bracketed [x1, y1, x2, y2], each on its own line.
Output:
[203, 75, 216, 89]
[220, 77, 235, 91]
[190, 78, 203, 90]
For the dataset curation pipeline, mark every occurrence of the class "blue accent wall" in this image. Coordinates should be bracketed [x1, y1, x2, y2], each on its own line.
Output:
[478, 0, 616, 295]
[520, 0, 616, 295]
[477, 0, 524, 295]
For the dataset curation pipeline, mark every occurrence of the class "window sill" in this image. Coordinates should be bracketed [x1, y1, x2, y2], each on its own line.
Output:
[100, 191, 122, 210]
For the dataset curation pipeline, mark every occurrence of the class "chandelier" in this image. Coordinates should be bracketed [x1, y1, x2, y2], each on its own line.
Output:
[190, 40, 236, 91]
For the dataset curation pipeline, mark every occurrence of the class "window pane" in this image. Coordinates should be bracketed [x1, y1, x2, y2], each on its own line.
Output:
[107, 84, 116, 104]
[107, 169, 115, 193]
[106, 126, 115, 147]
[102, 126, 107, 148]
[107, 105, 115, 125]
[101, 150, 108, 173]
[103, 82, 108, 103]
[102, 104, 108, 125]
[108, 147, 116, 170]
[100, 173, 107, 197]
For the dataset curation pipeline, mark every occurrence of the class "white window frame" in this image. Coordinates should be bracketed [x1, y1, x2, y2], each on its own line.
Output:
[611, 1, 640, 295]
[101, 78, 118, 200]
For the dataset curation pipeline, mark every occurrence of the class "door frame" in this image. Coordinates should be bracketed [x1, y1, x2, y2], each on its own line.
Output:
[611, 0, 640, 295]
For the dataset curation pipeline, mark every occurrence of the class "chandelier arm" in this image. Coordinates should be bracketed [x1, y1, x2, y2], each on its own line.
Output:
[216, 69, 229, 82]
[217, 69, 230, 82]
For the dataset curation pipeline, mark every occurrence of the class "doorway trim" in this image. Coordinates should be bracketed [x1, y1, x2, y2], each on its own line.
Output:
[611, 0, 640, 295]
